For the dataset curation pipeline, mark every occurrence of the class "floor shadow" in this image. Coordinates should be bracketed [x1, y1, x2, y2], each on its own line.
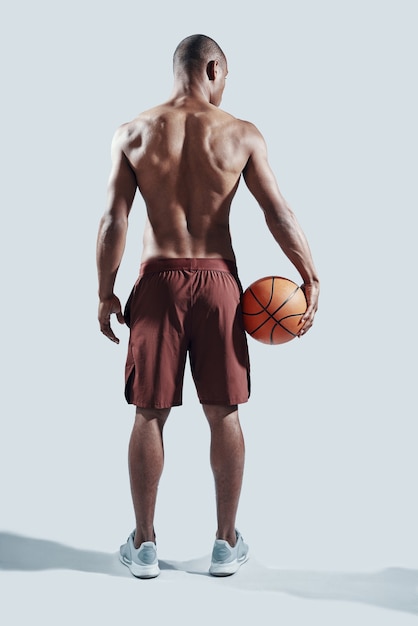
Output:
[232, 559, 418, 616]
[1, 532, 417, 615]
[160, 554, 418, 615]
[0, 531, 130, 578]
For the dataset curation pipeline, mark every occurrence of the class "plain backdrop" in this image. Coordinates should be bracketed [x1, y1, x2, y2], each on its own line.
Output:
[1, 0, 417, 624]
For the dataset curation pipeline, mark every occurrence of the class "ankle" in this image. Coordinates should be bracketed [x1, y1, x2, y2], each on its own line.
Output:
[216, 529, 237, 547]
[134, 527, 156, 548]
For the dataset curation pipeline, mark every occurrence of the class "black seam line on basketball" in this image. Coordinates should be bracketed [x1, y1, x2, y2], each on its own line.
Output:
[252, 315, 300, 339]
[249, 309, 303, 336]
[244, 285, 300, 317]
[248, 277, 276, 312]
[275, 318, 300, 338]
[268, 317, 302, 343]
[248, 287, 303, 332]
[245, 288, 301, 336]
[250, 314, 302, 338]
[249, 312, 290, 335]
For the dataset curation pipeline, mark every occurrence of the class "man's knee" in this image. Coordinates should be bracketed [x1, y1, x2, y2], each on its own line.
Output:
[202, 403, 238, 424]
[135, 406, 171, 426]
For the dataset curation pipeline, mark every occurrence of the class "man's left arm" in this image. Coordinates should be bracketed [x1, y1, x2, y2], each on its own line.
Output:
[96, 128, 137, 343]
[242, 125, 320, 336]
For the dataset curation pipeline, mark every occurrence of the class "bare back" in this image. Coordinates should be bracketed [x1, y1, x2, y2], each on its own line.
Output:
[98, 39, 319, 344]
[116, 98, 254, 262]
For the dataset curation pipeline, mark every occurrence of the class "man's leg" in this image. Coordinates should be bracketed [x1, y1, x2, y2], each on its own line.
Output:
[203, 404, 245, 547]
[128, 407, 170, 548]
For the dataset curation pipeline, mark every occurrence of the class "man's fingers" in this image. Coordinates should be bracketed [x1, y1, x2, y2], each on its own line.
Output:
[100, 322, 120, 344]
[98, 295, 124, 343]
[297, 304, 315, 336]
[297, 318, 311, 337]
[297, 281, 320, 337]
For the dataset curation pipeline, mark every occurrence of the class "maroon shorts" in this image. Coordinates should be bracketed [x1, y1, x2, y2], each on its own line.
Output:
[123, 258, 250, 409]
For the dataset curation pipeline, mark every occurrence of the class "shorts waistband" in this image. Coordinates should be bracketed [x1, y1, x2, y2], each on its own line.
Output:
[140, 258, 238, 276]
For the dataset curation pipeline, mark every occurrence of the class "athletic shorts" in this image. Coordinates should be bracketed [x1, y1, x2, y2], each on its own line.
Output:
[123, 258, 251, 409]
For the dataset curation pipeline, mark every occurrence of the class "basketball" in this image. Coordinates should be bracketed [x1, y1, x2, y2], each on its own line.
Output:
[241, 276, 307, 344]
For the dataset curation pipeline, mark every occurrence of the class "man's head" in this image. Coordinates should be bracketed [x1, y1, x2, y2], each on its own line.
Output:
[173, 34, 228, 106]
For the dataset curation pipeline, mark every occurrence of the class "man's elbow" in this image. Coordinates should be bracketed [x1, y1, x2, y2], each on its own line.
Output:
[98, 211, 129, 244]
[100, 209, 128, 230]
[263, 202, 295, 231]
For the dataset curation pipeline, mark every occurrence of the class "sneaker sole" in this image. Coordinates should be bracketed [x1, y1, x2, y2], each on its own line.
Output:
[209, 553, 249, 577]
[119, 553, 160, 579]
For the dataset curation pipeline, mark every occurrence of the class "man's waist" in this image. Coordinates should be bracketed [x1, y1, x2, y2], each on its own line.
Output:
[139, 257, 238, 276]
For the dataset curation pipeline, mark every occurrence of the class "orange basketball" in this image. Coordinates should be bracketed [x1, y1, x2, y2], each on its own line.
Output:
[241, 276, 307, 344]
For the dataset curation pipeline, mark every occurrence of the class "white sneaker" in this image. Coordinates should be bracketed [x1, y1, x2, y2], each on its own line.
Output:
[209, 530, 249, 576]
[119, 530, 160, 578]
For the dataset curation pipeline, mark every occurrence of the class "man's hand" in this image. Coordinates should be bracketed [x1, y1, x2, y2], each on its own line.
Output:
[298, 281, 320, 337]
[98, 294, 125, 344]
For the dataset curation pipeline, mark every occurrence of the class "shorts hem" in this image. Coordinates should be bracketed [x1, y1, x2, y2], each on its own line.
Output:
[198, 397, 250, 406]
[126, 399, 183, 410]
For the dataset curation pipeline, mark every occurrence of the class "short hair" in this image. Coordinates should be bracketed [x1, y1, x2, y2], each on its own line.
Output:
[173, 34, 226, 75]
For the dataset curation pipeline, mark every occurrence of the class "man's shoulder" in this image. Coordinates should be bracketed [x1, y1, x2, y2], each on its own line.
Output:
[111, 108, 159, 150]
[220, 110, 262, 137]
[111, 104, 264, 151]
[209, 106, 256, 133]
[114, 111, 152, 134]
[223, 113, 265, 150]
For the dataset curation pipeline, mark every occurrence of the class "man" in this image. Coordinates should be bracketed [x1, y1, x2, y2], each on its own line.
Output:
[96, 34, 319, 579]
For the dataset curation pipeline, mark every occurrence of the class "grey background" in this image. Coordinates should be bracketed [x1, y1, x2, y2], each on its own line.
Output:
[1, 0, 417, 623]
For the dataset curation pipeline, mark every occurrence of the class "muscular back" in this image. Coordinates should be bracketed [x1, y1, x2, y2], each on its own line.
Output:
[98, 45, 319, 342]
[116, 98, 255, 261]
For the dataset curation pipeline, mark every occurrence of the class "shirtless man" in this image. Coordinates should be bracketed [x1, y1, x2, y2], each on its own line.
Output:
[96, 34, 319, 578]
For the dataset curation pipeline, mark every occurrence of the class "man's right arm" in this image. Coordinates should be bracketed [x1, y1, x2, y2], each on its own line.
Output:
[242, 125, 320, 335]
[96, 127, 137, 343]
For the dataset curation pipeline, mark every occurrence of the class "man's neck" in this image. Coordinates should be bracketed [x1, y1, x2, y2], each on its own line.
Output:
[170, 78, 210, 104]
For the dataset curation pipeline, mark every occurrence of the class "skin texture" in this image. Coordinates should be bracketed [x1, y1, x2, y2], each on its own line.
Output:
[97, 36, 320, 549]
